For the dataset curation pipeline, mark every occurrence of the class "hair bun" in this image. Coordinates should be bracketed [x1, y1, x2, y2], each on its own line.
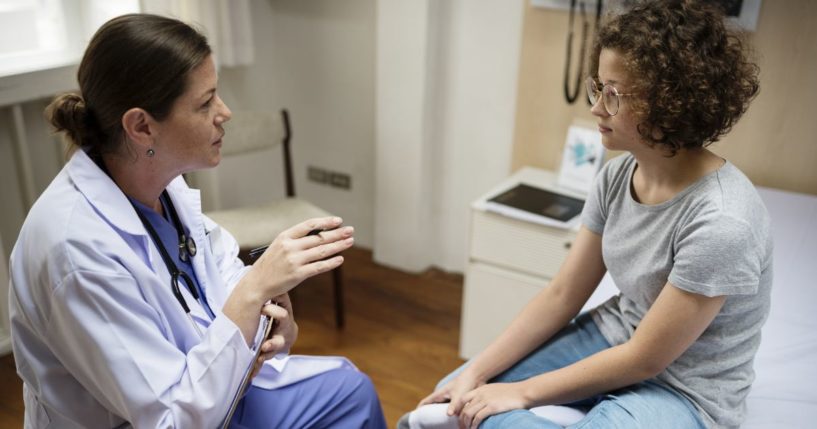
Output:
[46, 93, 91, 147]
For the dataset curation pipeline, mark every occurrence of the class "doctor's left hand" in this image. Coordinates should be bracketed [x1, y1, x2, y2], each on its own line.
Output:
[250, 294, 299, 379]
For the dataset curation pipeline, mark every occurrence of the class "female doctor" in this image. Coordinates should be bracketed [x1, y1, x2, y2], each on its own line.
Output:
[9, 14, 386, 429]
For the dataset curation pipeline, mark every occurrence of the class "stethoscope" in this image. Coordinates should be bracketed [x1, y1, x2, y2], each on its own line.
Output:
[129, 190, 206, 338]
[97, 159, 206, 336]
[563, 0, 603, 104]
[133, 189, 264, 427]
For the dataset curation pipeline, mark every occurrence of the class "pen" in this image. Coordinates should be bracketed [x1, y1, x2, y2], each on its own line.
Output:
[247, 245, 268, 261]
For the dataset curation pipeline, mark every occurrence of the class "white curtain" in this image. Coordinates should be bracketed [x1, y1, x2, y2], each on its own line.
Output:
[139, 0, 255, 68]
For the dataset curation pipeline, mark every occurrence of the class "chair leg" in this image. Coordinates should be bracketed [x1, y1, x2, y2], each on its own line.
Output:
[332, 266, 345, 329]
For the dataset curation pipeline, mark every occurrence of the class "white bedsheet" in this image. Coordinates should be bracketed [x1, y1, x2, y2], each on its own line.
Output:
[740, 188, 817, 428]
[410, 187, 817, 428]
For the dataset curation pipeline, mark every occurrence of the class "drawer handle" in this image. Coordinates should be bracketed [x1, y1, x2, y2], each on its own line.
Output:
[564, 241, 572, 250]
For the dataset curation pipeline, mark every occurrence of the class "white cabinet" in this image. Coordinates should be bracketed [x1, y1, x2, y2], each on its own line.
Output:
[459, 167, 583, 359]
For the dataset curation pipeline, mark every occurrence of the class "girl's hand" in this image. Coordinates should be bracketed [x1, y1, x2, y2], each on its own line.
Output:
[418, 370, 484, 418]
[458, 382, 531, 429]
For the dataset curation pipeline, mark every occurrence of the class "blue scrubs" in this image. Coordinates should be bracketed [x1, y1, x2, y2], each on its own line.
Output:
[231, 368, 386, 429]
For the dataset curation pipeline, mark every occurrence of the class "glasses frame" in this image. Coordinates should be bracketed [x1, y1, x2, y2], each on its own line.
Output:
[585, 77, 635, 116]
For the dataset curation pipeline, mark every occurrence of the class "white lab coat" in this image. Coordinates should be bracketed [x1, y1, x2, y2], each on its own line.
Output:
[8, 150, 345, 428]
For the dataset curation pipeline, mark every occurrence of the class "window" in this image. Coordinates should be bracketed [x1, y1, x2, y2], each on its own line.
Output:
[0, 0, 139, 78]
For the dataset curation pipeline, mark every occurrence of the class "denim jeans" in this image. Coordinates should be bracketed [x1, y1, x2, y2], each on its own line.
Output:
[439, 313, 707, 429]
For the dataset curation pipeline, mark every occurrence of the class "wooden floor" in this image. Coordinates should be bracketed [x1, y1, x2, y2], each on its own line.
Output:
[0, 247, 465, 427]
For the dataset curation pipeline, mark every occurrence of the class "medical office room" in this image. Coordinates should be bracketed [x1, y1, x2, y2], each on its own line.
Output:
[1, 0, 816, 427]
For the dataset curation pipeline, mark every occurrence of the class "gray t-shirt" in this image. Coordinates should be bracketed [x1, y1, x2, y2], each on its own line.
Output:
[582, 154, 773, 429]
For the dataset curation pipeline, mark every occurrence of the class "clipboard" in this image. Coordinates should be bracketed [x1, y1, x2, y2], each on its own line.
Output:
[221, 315, 275, 428]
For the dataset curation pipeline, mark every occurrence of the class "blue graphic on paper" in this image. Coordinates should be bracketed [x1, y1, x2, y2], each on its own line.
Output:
[569, 140, 597, 167]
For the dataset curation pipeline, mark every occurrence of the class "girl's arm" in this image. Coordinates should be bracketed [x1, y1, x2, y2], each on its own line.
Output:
[422, 226, 608, 414]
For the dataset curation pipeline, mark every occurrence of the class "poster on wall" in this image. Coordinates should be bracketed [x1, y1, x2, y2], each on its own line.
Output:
[557, 124, 605, 195]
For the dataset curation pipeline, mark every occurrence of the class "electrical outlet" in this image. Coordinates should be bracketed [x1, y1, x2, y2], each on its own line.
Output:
[307, 166, 328, 184]
[307, 166, 352, 190]
[329, 172, 351, 190]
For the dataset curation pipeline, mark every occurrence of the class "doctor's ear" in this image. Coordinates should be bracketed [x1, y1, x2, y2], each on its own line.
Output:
[121, 108, 157, 149]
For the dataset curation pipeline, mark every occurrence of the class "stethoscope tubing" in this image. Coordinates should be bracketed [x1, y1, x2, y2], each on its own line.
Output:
[130, 192, 206, 337]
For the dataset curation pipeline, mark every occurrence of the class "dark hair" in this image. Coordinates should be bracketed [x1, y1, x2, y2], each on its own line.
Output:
[589, 0, 759, 154]
[46, 14, 211, 156]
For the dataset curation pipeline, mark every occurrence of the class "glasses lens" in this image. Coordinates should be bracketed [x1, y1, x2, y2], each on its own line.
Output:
[585, 77, 599, 105]
[602, 85, 620, 116]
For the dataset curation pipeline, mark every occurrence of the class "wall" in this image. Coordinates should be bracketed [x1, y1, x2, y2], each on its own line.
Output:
[374, 0, 525, 273]
[207, 0, 377, 248]
[512, 0, 817, 195]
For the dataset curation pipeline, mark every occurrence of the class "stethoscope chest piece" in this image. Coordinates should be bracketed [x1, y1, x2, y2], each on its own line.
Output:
[179, 235, 197, 262]
[161, 190, 197, 263]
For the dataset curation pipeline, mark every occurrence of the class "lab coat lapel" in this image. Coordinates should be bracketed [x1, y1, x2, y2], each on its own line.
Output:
[67, 150, 147, 239]
[67, 151, 203, 345]
[167, 178, 220, 320]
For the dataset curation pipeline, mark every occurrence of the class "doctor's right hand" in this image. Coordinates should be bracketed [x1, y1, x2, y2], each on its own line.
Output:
[248, 216, 353, 300]
[225, 217, 352, 346]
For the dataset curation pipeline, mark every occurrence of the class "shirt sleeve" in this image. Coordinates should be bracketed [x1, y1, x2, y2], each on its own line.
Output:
[669, 213, 762, 296]
[581, 158, 616, 234]
[49, 268, 255, 428]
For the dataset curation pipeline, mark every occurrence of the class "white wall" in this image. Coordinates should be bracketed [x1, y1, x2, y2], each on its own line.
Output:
[200, 0, 377, 248]
[374, 0, 525, 272]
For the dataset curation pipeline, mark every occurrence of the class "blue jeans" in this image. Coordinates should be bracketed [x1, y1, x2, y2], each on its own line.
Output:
[439, 313, 706, 429]
[230, 367, 387, 429]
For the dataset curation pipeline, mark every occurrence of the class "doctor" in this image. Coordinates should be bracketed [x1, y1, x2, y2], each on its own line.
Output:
[9, 13, 386, 429]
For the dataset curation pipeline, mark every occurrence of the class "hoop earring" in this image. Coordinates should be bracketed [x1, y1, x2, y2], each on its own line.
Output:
[146, 148, 155, 158]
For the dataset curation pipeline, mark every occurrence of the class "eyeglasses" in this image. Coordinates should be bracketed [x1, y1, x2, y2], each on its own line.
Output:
[585, 77, 635, 116]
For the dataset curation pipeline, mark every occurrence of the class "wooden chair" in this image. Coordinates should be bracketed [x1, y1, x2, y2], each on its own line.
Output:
[205, 109, 345, 328]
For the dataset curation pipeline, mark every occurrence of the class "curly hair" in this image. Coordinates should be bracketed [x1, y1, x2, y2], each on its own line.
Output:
[589, 0, 759, 154]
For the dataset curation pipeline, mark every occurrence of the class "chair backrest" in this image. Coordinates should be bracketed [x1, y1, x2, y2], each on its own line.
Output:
[222, 110, 289, 156]
[222, 109, 295, 197]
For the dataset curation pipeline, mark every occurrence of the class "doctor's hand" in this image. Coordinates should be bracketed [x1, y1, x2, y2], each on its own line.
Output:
[249, 216, 353, 300]
[250, 295, 299, 379]
[227, 217, 350, 347]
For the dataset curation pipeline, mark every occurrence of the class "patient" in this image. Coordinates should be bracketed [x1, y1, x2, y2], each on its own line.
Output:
[401, 0, 768, 428]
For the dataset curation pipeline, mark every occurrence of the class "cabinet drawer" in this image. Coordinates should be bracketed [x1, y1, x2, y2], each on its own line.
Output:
[459, 262, 547, 359]
[470, 209, 577, 278]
